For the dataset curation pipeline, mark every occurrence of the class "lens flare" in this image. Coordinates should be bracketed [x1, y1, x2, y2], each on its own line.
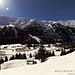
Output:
[6, 8, 9, 10]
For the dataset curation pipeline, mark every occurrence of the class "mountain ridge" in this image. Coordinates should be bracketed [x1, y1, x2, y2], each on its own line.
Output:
[0, 16, 75, 44]
[0, 16, 75, 27]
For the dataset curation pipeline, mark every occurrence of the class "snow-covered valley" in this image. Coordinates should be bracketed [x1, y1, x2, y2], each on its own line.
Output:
[0, 43, 64, 59]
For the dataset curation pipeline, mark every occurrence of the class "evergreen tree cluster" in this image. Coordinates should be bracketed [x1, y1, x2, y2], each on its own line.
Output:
[35, 46, 55, 62]
[60, 48, 75, 56]
[10, 53, 27, 60]
[9, 55, 15, 60]
[0, 56, 8, 65]
[0, 53, 27, 65]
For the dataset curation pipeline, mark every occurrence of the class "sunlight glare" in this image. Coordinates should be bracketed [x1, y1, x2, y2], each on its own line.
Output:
[0, 0, 2, 4]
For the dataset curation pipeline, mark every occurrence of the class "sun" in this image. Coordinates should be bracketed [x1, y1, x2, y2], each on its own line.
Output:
[0, 0, 2, 4]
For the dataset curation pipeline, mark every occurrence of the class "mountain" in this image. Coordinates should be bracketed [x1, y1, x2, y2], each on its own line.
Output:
[1, 16, 75, 27]
[0, 25, 42, 44]
[57, 20, 75, 27]
[0, 16, 75, 44]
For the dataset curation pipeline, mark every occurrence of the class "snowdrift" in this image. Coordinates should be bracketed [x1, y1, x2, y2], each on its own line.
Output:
[0, 52, 75, 75]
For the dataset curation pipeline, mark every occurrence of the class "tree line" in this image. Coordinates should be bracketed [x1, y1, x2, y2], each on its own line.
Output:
[0, 45, 75, 65]
[60, 48, 75, 56]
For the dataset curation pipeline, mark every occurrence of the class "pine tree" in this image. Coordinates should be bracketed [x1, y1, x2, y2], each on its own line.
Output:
[49, 51, 52, 56]
[35, 54, 38, 59]
[5, 56, 8, 62]
[0, 57, 4, 64]
[60, 50, 66, 56]
[33, 44, 36, 49]
[23, 53, 27, 59]
[45, 51, 50, 57]
[18, 53, 22, 59]
[15, 53, 23, 59]
[0, 59, 1, 64]
[29, 53, 32, 58]
[51, 51, 55, 56]
[15, 53, 19, 59]
[9, 55, 15, 60]
[48, 44, 50, 47]
[37, 45, 46, 62]
[0, 59, 1, 70]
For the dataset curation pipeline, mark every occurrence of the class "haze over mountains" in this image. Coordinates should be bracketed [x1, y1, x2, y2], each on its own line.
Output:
[0, 16, 75, 44]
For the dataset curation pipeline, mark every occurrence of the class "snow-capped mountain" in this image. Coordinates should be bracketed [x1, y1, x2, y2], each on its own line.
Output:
[1, 16, 75, 27]
[0, 16, 75, 44]
[57, 20, 75, 27]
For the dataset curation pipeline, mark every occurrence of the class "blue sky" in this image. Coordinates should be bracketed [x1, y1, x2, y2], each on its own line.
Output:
[0, 0, 75, 20]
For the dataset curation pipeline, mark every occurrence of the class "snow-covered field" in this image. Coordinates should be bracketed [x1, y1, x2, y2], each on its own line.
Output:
[1, 59, 40, 69]
[0, 44, 62, 59]
[1, 60, 27, 69]
[0, 47, 40, 59]
[0, 51, 75, 75]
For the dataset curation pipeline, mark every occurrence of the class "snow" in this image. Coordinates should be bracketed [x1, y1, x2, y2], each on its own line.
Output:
[1, 16, 75, 28]
[29, 34, 42, 43]
[1, 60, 27, 69]
[0, 44, 40, 58]
[12, 28, 18, 38]
[1, 59, 40, 69]
[0, 44, 24, 50]
[57, 20, 75, 27]
[7, 24, 15, 27]
[0, 51, 75, 75]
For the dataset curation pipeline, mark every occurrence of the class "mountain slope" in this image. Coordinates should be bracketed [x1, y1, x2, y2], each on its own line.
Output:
[0, 21, 75, 44]
[0, 51, 75, 75]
